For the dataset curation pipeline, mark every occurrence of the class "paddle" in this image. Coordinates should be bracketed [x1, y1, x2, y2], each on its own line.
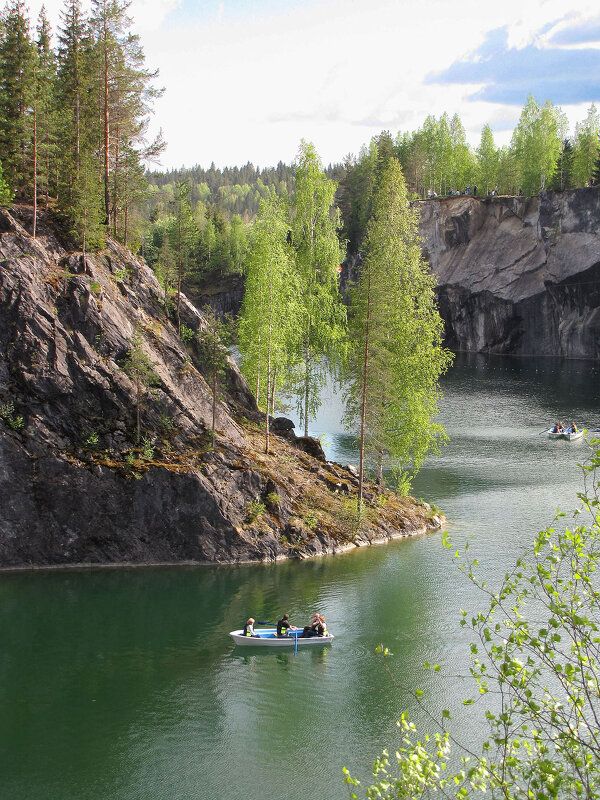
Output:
[538, 428, 551, 435]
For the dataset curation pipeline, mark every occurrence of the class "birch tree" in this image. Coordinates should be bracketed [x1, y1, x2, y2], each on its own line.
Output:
[476, 124, 499, 195]
[238, 195, 300, 453]
[345, 157, 452, 515]
[290, 140, 346, 436]
[511, 96, 563, 195]
[573, 104, 600, 187]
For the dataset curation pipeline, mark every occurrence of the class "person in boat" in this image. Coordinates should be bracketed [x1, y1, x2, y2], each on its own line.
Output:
[300, 613, 322, 638]
[570, 421, 579, 433]
[276, 613, 297, 637]
[318, 615, 328, 636]
[242, 618, 259, 637]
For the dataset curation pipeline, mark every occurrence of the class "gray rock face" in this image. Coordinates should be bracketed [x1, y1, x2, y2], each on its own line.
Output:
[419, 189, 600, 358]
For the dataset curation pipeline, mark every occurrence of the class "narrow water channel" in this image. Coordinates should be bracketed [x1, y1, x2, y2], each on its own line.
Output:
[1, 354, 599, 800]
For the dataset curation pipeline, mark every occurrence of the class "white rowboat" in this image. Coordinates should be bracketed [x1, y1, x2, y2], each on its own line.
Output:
[230, 628, 334, 647]
[547, 429, 583, 441]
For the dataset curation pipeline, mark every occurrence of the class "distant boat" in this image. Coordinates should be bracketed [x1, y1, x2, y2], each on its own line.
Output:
[547, 428, 583, 441]
[230, 628, 334, 647]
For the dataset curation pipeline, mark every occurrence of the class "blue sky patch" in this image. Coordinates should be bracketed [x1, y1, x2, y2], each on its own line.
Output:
[427, 25, 600, 106]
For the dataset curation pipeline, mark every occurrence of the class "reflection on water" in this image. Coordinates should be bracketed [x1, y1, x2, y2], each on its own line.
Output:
[1, 354, 599, 800]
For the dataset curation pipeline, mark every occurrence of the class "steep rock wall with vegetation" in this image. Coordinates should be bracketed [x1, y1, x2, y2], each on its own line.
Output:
[420, 189, 600, 358]
[0, 207, 439, 569]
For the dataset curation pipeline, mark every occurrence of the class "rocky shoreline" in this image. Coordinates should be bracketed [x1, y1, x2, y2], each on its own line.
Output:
[0, 206, 442, 569]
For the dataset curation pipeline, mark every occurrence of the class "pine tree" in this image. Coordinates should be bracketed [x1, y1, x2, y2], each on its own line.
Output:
[89, 0, 163, 234]
[344, 158, 452, 515]
[593, 146, 600, 186]
[56, 0, 103, 244]
[552, 139, 574, 191]
[290, 140, 346, 436]
[0, 0, 35, 197]
[31, 6, 57, 236]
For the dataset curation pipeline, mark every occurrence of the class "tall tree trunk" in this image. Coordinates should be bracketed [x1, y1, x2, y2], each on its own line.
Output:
[75, 79, 80, 179]
[32, 74, 37, 239]
[265, 314, 272, 454]
[176, 213, 182, 333]
[269, 366, 277, 418]
[136, 372, 141, 441]
[303, 332, 310, 437]
[211, 337, 217, 450]
[113, 123, 119, 238]
[82, 162, 87, 258]
[102, 14, 110, 227]
[123, 152, 129, 247]
[376, 449, 384, 491]
[255, 331, 261, 402]
[357, 266, 372, 519]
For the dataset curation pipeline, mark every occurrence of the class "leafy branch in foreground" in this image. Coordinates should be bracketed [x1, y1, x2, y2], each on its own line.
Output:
[345, 439, 600, 799]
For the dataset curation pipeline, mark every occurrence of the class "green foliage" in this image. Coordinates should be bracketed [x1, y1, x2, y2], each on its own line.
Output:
[141, 435, 155, 460]
[0, 400, 24, 430]
[290, 140, 347, 436]
[159, 413, 175, 435]
[511, 95, 564, 194]
[302, 514, 318, 530]
[168, 179, 197, 331]
[238, 193, 302, 451]
[344, 156, 452, 508]
[121, 325, 160, 441]
[180, 325, 194, 344]
[572, 104, 600, 187]
[476, 124, 499, 194]
[145, 161, 293, 224]
[0, 0, 35, 197]
[245, 499, 266, 523]
[0, 0, 162, 244]
[264, 492, 280, 514]
[346, 441, 600, 799]
[0, 160, 14, 207]
[83, 429, 99, 447]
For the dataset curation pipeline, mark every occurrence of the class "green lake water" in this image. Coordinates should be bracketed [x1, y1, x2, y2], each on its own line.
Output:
[1, 354, 599, 800]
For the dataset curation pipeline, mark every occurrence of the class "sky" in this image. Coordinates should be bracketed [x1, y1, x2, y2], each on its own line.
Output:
[25, 0, 600, 170]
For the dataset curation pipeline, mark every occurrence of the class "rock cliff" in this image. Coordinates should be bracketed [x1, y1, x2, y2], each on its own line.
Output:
[0, 206, 438, 569]
[419, 189, 600, 358]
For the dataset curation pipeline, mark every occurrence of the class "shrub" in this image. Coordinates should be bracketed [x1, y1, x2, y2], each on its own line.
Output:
[0, 401, 24, 431]
[246, 500, 265, 523]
